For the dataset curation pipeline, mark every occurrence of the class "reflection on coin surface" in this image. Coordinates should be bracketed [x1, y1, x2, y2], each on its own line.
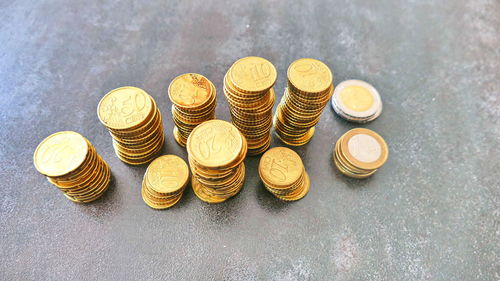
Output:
[33, 131, 89, 177]
[347, 134, 382, 163]
[168, 73, 212, 108]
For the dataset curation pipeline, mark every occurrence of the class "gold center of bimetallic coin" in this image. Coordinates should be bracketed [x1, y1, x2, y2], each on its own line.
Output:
[287, 58, 333, 93]
[168, 73, 212, 108]
[339, 85, 374, 112]
[97, 86, 153, 130]
[347, 134, 381, 163]
[229, 56, 277, 92]
[146, 155, 189, 193]
[33, 131, 89, 177]
[187, 120, 243, 168]
[259, 147, 303, 186]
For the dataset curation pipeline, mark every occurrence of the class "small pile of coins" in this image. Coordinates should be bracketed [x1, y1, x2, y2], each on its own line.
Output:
[274, 58, 334, 146]
[187, 120, 247, 203]
[141, 155, 189, 209]
[223, 56, 277, 155]
[33, 131, 111, 203]
[333, 128, 388, 178]
[331, 79, 382, 123]
[168, 73, 217, 147]
[259, 147, 310, 201]
[97, 86, 164, 165]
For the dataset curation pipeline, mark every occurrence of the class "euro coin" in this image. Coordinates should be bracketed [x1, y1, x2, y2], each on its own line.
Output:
[331, 79, 382, 123]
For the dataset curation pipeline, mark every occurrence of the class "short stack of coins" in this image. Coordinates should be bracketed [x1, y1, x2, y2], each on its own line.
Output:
[331, 79, 382, 123]
[333, 128, 388, 178]
[97, 86, 164, 165]
[33, 131, 111, 203]
[274, 58, 334, 146]
[141, 155, 189, 209]
[258, 147, 310, 201]
[187, 120, 247, 203]
[223, 56, 277, 155]
[168, 73, 217, 147]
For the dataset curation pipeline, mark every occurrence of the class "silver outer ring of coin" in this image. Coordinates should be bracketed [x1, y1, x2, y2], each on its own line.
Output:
[332, 97, 382, 123]
[331, 79, 382, 120]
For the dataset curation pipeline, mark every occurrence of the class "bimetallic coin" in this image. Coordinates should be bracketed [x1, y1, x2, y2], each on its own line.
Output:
[340, 128, 388, 170]
[332, 79, 382, 122]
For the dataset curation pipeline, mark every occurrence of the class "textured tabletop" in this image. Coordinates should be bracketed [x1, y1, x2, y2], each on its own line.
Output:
[0, 0, 498, 280]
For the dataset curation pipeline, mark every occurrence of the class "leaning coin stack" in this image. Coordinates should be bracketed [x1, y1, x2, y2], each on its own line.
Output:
[168, 73, 217, 147]
[33, 131, 111, 203]
[223, 56, 277, 155]
[274, 58, 334, 146]
[187, 120, 247, 203]
[258, 147, 310, 201]
[97, 86, 164, 165]
[331, 79, 382, 123]
[333, 128, 389, 178]
[141, 155, 189, 209]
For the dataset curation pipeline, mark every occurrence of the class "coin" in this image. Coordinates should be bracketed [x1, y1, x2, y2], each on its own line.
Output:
[274, 58, 333, 146]
[331, 80, 382, 123]
[33, 131, 111, 203]
[98, 87, 164, 165]
[224, 57, 277, 155]
[333, 128, 388, 178]
[258, 147, 310, 201]
[187, 120, 247, 203]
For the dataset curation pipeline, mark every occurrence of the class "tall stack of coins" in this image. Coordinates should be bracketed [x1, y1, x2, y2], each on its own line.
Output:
[258, 147, 310, 201]
[274, 58, 334, 146]
[187, 120, 247, 203]
[331, 79, 382, 123]
[33, 131, 111, 203]
[223, 56, 277, 155]
[333, 128, 388, 178]
[141, 155, 189, 209]
[168, 73, 217, 147]
[97, 86, 164, 165]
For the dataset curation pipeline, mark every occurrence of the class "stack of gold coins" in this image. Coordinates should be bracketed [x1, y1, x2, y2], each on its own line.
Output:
[141, 155, 189, 209]
[223, 56, 277, 155]
[33, 131, 111, 203]
[168, 73, 217, 147]
[258, 147, 310, 201]
[187, 120, 247, 203]
[274, 58, 334, 146]
[331, 79, 382, 123]
[97, 86, 164, 165]
[333, 128, 389, 178]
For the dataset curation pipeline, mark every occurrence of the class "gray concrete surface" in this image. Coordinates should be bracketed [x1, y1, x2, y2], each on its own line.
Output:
[0, 0, 498, 280]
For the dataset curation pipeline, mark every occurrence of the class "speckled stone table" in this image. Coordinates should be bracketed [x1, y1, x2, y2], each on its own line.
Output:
[1, 0, 498, 280]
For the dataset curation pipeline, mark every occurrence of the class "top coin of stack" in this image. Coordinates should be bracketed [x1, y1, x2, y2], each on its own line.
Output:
[141, 154, 189, 209]
[223, 56, 277, 155]
[258, 147, 310, 201]
[187, 120, 247, 203]
[333, 128, 388, 178]
[331, 79, 382, 123]
[274, 58, 334, 146]
[168, 73, 217, 147]
[97, 86, 164, 165]
[33, 131, 111, 203]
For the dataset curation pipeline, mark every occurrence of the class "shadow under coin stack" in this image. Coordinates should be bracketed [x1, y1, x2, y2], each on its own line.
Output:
[97, 86, 164, 165]
[33, 131, 111, 203]
[331, 79, 382, 123]
[259, 147, 310, 201]
[223, 56, 277, 155]
[141, 155, 189, 209]
[187, 120, 247, 203]
[168, 73, 217, 147]
[333, 128, 388, 178]
[274, 58, 334, 146]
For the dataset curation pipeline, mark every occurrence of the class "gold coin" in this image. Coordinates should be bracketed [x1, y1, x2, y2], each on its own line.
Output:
[287, 58, 333, 94]
[145, 155, 189, 194]
[340, 128, 388, 170]
[97, 86, 153, 130]
[168, 73, 213, 109]
[339, 85, 374, 112]
[275, 172, 310, 201]
[187, 120, 244, 169]
[259, 147, 304, 187]
[229, 56, 277, 93]
[33, 131, 89, 177]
